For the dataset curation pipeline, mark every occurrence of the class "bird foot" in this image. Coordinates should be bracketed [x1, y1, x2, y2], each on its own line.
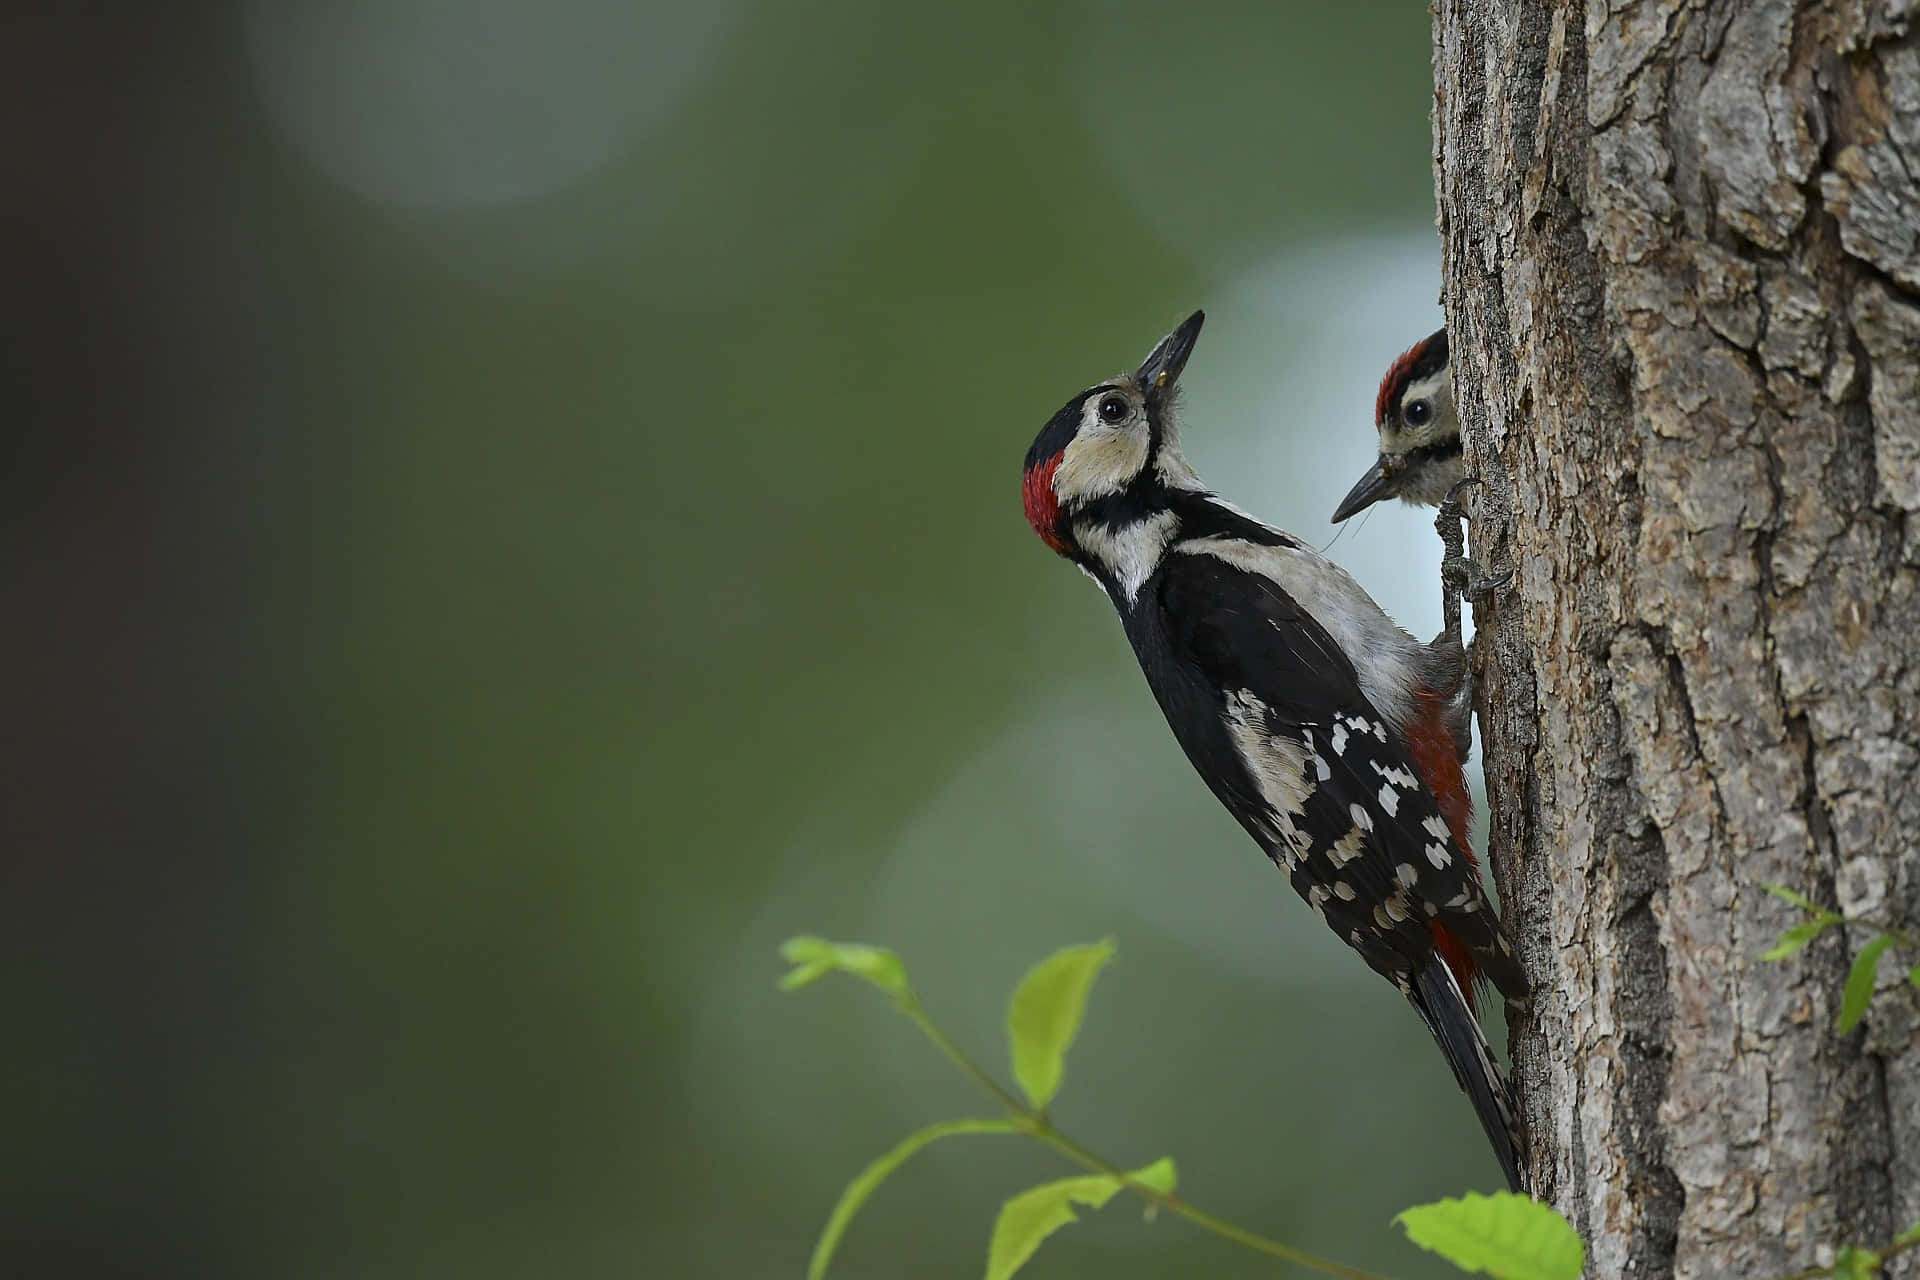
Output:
[1436, 477, 1510, 635]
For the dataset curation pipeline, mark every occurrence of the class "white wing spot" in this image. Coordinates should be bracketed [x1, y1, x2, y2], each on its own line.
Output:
[1426, 842, 1453, 869]
[1330, 722, 1349, 756]
[1333, 880, 1356, 901]
[1221, 689, 1318, 861]
[1310, 754, 1331, 782]
[1371, 761, 1418, 790]
[1396, 862, 1419, 887]
[1422, 814, 1451, 840]
[1348, 803, 1372, 831]
[1377, 783, 1400, 816]
[1328, 827, 1367, 867]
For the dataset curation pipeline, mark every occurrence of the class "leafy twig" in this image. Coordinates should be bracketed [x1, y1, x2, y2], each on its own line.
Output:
[1769, 1222, 1920, 1280]
[1759, 884, 1920, 1032]
[782, 935, 1584, 1280]
[780, 936, 1385, 1280]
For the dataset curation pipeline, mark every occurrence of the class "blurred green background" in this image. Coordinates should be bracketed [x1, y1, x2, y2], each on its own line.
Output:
[9, 3, 1501, 1277]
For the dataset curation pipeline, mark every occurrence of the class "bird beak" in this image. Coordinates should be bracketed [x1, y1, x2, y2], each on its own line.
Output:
[1137, 310, 1205, 408]
[1330, 457, 1393, 523]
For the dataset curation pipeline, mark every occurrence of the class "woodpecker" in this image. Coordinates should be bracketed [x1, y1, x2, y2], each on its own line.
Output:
[1330, 328, 1459, 524]
[1331, 327, 1498, 646]
[1022, 312, 1528, 1192]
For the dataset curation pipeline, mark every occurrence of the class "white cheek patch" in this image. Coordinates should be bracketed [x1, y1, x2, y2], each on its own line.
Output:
[1055, 427, 1148, 504]
[1381, 371, 1451, 450]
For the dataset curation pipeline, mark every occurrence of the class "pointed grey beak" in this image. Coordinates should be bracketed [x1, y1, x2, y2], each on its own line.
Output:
[1331, 457, 1393, 523]
[1137, 310, 1205, 408]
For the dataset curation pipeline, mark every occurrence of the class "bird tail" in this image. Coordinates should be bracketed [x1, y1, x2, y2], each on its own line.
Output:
[1410, 959, 1527, 1194]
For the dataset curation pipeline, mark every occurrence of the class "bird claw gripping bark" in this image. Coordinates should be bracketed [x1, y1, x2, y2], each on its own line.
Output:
[1437, 477, 1511, 638]
[1434, 477, 1511, 767]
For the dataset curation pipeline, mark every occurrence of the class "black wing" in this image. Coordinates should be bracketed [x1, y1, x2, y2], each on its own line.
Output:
[1131, 548, 1513, 991]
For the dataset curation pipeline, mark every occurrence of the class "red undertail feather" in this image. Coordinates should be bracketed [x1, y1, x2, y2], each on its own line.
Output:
[1406, 690, 1476, 870]
[1407, 689, 1482, 1007]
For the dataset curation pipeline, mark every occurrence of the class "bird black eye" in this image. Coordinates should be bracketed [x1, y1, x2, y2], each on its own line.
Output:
[1403, 398, 1433, 427]
[1097, 395, 1129, 423]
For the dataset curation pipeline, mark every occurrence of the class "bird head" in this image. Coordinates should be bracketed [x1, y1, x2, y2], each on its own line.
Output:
[1331, 328, 1460, 523]
[1023, 310, 1206, 559]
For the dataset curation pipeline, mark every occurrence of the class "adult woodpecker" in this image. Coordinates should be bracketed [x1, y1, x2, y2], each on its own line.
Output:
[1330, 328, 1458, 523]
[1021, 312, 1528, 1192]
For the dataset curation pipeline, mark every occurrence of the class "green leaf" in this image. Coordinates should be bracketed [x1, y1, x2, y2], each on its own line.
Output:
[1839, 935, 1898, 1032]
[1761, 883, 1826, 915]
[1763, 919, 1835, 962]
[1125, 1156, 1178, 1196]
[779, 936, 910, 998]
[1396, 1192, 1584, 1280]
[1833, 1245, 1882, 1279]
[1894, 1219, 1920, 1246]
[983, 1158, 1171, 1280]
[806, 1118, 1021, 1280]
[1006, 939, 1115, 1110]
[1907, 962, 1920, 991]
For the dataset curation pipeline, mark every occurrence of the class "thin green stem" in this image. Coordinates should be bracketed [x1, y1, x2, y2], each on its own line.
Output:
[1770, 1232, 1920, 1280]
[901, 1001, 1031, 1116]
[1850, 918, 1920, 952]
[1029, 1122, 1387, 1280]
[899, 993, 1387, 1280]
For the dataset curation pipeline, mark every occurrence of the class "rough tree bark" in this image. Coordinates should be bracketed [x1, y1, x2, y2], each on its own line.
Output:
[1435, 1, 1920, 1275]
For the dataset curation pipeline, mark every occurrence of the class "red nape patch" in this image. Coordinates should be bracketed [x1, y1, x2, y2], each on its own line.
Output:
[1430, 922, 1479, 1015]
[1375, 334, 1437, 426]
[1405, 689, 1477, 873]
[1023, 454, 1069, 554]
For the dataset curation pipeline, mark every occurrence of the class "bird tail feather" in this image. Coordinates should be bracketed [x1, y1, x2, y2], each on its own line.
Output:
[1411, 959, 1527, 1194]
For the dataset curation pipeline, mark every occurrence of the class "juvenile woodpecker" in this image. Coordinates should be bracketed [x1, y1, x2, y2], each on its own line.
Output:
[1330, 328, 1458, 523]
[1331, 328, 1497, 644]
[1022, 312, 1528, 1192]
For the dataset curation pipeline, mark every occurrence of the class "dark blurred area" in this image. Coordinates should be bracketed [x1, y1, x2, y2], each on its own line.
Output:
[6, 4, 1492, 1277]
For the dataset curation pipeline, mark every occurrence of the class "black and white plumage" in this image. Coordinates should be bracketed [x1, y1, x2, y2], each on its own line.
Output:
[1331, 328, 1462, 523]
[1021, 312, 1529, 1192]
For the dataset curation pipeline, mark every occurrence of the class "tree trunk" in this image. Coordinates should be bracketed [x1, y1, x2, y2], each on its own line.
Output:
[1434, 1, 1920, 1275]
